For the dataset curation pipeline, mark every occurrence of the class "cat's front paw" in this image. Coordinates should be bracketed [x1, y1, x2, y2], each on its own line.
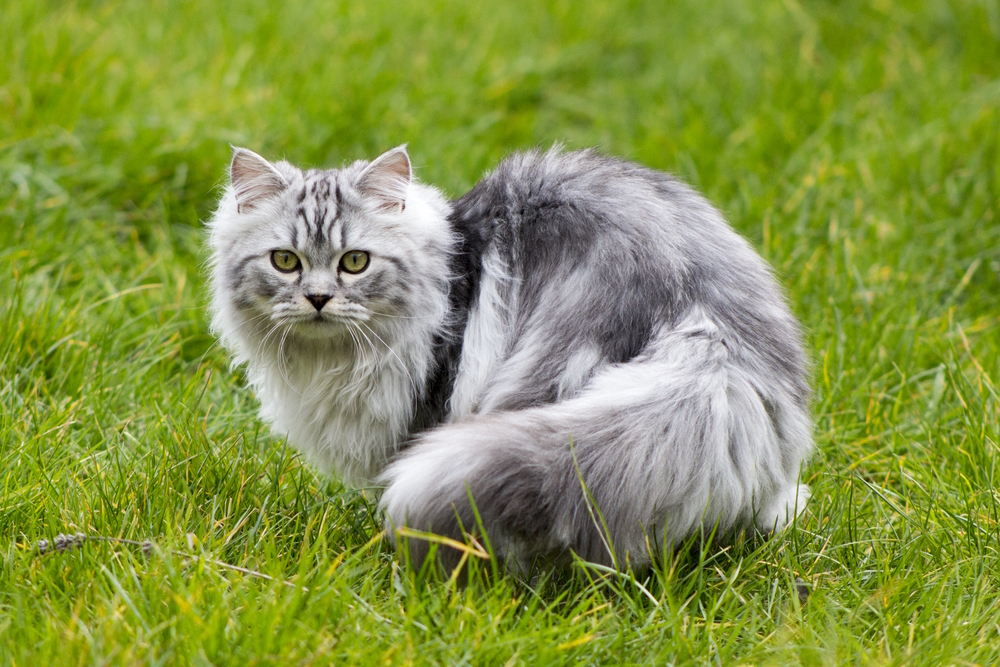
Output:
[755, 483, 810, 534]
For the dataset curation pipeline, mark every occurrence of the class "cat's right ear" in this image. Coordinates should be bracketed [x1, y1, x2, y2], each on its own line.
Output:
[230, 147, 287, 214]
[357, 145, 411, 214]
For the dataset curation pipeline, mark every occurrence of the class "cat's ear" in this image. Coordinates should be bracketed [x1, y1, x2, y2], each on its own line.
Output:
[357, 145, 411, 213]
[230, 147, 287, 214]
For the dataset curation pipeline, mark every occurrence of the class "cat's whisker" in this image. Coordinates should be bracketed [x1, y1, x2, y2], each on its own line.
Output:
[347, 321, 380, 374]
[275, 322, 299, 394]
[198, 309, 285, 372]
[343, 324, 371, 372]
[358, 321, 417, 396]
[366, 308, 440, 321]
[253, 319, 287, 370]
[231, 310, 278, 344]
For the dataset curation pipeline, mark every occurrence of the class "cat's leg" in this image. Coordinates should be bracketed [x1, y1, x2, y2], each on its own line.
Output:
[381, 312, 812, 570]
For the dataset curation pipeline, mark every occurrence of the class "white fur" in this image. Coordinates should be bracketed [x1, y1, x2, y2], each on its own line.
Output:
[448, 250, 518, 419]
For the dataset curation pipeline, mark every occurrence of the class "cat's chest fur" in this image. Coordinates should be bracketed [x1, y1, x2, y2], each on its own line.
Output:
[249, 336, 423, 486]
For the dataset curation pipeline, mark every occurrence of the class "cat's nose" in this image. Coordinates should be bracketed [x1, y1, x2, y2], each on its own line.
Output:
[306, 293, 332, 311]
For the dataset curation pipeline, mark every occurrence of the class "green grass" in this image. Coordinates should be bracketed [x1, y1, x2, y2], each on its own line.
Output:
[2, 0, 999, 664]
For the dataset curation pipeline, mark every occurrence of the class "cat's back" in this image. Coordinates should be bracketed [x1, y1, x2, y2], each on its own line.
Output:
[448, 148, 810, 408]
[453, 147, 771, 286]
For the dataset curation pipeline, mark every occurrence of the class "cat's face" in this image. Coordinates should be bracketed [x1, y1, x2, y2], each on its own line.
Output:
[208, 146, 453, 350]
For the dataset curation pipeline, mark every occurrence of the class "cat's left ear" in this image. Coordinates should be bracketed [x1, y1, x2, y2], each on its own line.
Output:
[357, 145, 411, 213]
[230, 147, 287, 214]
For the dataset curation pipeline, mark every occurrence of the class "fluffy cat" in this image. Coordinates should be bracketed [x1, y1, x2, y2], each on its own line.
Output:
[207, 145, 813, 570]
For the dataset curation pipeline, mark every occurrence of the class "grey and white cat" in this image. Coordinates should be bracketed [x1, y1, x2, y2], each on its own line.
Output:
[207, 145, 813, 570]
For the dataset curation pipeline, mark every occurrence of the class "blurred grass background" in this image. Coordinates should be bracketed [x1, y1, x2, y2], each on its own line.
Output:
[1, 0, 999, 664]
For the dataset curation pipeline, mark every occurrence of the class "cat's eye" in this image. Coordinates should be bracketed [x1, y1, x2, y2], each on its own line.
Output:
[271, 250, 301, 273]
[340, 250, 370, 274]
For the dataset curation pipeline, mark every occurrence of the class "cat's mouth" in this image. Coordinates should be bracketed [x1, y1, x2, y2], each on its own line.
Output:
[293, 315, 340, 328]
[277, 309, 371, 333]
[279, 316, 353, 342]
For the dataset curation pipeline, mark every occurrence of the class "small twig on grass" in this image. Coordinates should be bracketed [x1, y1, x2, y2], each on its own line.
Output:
[34, 531, 300, 589]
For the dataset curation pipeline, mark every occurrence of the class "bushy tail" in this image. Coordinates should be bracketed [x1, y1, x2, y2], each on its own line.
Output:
[379, 311, 811, 570]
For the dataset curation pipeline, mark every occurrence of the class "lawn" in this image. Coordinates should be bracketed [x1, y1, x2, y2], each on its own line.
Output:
[2, 0, 999, 664]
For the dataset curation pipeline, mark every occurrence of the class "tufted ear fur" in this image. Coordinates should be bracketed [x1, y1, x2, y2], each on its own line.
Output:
[357, 145, 411, 213]
[230, 147, 287, 213]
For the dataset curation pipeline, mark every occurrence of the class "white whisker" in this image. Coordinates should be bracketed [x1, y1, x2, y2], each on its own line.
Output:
[276, 322, 299, 394]
[348, 321, 380, 372]
[358, 321, 417, 396]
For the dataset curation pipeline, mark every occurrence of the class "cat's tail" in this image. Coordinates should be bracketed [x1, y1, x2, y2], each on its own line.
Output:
[379, 310, 812, 571]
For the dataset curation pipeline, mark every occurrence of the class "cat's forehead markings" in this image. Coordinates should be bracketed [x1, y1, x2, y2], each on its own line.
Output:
[291, 173, 344, 248]
[313, 196, 330, 245]
[294, 206, 312, 244]
[334, 182, 346, 249]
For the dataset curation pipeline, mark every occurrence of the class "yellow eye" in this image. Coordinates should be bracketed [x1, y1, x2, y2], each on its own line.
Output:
[340, 250, 369, 274]
[270, 250, 301, 273]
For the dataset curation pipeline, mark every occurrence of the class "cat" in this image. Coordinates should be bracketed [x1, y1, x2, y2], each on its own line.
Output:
[207, 144, 813, 571]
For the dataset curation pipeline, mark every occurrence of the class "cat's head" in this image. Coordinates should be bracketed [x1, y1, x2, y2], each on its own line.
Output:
[207, 145, 453, 362]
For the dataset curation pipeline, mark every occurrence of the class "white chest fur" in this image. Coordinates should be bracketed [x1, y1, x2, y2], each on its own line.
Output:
[247, 336, 420, 486]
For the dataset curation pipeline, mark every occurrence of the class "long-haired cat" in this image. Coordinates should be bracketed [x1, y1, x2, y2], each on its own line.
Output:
[207, 145, 812, 570]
